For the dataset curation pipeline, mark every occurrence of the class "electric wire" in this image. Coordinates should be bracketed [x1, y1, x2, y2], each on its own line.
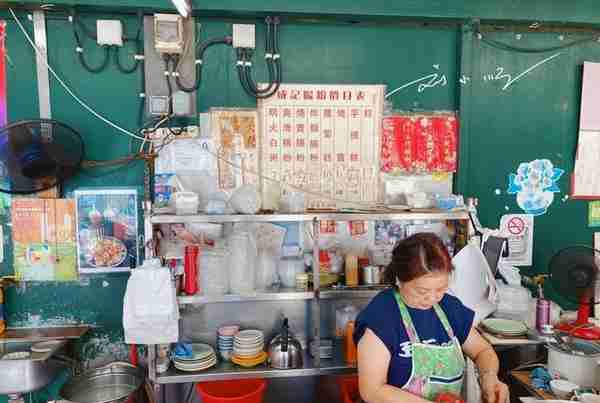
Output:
[241, 17, 276, 95]
[71, 10, 111, 74]
[175, 36, 233, 93]
[476, 30, 598, 53]
[9, 8, 147, 141]
[114, 12, 144, 74]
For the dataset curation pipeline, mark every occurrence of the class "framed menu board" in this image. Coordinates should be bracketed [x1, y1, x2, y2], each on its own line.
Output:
[258, 84, 385, 210]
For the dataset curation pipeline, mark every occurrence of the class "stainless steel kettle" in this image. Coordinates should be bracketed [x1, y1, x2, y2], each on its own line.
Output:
[268, 318, 303, 369]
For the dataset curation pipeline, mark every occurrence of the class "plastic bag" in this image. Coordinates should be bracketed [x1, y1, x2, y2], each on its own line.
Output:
[229, 185, 261, 214]
[335, 304, 359, 338]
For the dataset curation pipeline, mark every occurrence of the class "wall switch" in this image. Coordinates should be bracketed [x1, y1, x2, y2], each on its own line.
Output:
[97, 20, 123, 46]
[232, 24, 255, 48]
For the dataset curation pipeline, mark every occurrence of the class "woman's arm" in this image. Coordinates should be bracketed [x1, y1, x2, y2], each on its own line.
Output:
[462, 327, 509, 403]
[357, 328, 429, 403]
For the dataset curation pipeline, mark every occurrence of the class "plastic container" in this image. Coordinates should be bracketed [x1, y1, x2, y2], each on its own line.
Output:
[196, 379, 267, 403]
[228, 232, 257, 294]
[173, 191, 199, 215]
[183, 245, 200, 295]
[344, 321, 357, 364]
[337, 375, 360, 403]
[255, 251, 278, 291]
[278, 257, 305, 288]
[199, 248, 229, 296]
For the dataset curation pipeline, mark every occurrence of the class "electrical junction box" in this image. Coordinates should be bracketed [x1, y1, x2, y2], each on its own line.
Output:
[154, 13, 184, 54]
[172, 91, 192, 116]
[97, 20, 123, 46]
[149, 95, 170, 116]
[232, 24, 255, 49]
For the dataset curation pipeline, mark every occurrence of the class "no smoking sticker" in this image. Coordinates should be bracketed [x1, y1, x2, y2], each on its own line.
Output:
[500, 214, 534, 266]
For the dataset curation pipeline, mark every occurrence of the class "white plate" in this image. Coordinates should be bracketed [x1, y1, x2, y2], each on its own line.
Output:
[175, 343, 215, 362]
[235, 330, 264, 340]
[481, 318, 528, 336]
[31, 340, 63, 353]
[2, 351, 31, 360]
[233, 349, 263, 358]
[174, 357, 217, 371]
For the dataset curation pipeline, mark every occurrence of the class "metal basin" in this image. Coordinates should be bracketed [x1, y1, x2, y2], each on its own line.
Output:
[0, 340, 66, 394]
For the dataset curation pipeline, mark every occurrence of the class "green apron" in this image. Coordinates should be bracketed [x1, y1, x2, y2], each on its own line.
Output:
[394, 292, 465, 401]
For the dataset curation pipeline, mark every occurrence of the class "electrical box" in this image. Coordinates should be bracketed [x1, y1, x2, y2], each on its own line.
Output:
[232, 24, 255, 49]
[149, 95, 170, 116]
[153, 14, 184, 54]
[172, 91, 193, 116]
[97, 20, 123, 46]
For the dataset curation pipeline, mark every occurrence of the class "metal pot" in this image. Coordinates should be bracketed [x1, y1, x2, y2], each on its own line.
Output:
[60, 361, 145, 403]
[547, 339, 600, 388]
[268, 318, 303, 369]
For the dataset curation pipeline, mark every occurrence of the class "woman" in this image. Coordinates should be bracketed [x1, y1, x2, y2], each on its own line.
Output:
[354, 233, 509, 403]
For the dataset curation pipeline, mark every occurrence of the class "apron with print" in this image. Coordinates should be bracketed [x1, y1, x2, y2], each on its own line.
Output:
[394, 292, 465, 401]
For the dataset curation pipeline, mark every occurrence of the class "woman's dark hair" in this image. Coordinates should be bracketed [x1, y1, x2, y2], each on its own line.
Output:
[384, 233, 453, 285]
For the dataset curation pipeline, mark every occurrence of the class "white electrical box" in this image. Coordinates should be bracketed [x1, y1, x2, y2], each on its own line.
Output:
[97, 20, 123, 46]
[172, 91, 193, 116]
[149, 95, 170, 116]
[154, 14, 184, 54]
[232, 24, 255, 49]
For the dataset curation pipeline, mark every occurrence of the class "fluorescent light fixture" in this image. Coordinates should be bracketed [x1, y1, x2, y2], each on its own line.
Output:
[171, 0, 191, 18]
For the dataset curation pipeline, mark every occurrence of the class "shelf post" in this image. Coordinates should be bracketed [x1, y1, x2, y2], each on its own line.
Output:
[312, 217, 321, 368]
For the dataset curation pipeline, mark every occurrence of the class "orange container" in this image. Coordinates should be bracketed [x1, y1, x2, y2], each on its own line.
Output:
[344, 320, 357, 364]
[196, 379, 267, 403]
[337, 374, 360, 403]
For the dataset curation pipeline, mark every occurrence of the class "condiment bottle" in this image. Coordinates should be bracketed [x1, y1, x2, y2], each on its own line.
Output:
[345, 255, 359, 287]
[183, 245, 200, 295]
[536, 284, 550, 332]
[344, 320, 357, 364]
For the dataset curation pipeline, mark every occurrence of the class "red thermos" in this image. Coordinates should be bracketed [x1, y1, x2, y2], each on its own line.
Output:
[183, 245, 200, 295]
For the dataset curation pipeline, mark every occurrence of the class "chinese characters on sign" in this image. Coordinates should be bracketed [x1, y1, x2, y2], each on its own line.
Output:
[259, 84, 385, 209]
[381, 114, 458, 174]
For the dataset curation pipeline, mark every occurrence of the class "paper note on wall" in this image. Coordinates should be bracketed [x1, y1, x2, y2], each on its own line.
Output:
[499, 214, 534, 266]
[589, 201, 600, 227]
[258, 84, 385, 210]
[579, 62, 600, 130]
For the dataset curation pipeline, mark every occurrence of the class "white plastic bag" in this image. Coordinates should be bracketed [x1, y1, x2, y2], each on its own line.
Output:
[229, 185, 261, 214]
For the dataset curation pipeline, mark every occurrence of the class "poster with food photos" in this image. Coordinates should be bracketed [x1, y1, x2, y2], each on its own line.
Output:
[75, 189, 138, 273]
[258, 84, 385, 210]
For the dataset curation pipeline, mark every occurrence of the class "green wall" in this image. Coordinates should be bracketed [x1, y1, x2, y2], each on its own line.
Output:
[2, 1, 600, 400]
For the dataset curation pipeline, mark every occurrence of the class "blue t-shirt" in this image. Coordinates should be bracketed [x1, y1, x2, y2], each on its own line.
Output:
[354, 289, 475, 389]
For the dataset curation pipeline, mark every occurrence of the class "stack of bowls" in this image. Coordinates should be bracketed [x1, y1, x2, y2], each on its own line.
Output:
[173, 343, 217, 372]
[309, 339, 333, 359]
[217, 325, 239, 361]
[231, 329, 267, 367]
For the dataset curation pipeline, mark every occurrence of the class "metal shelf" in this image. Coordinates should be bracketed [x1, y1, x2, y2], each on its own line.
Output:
[150, 210, 469, 224]
[319, 286, 389, 299]
[178, 289, 314, 304]
[155, 345, 355, 383]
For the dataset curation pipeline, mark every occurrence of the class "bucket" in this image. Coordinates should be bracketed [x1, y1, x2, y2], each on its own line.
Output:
[337, 374, 359, 403]
[196, 379, 266, 403]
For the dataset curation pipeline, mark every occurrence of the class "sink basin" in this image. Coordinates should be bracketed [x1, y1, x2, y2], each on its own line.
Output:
[0, 340, 66, 394]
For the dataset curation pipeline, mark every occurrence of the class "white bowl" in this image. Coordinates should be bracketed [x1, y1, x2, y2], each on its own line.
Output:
[550, 379, 578, 399]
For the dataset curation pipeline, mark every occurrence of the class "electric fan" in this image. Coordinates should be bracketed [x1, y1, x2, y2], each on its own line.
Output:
[549, 246, 600, 340]
[0, 119, 84, 194]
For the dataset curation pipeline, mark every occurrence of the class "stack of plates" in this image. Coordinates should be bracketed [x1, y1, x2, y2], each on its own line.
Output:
[309, 339, 333, 359]
[480, 318, 528, 337]
[217, 325, 239, 361]
[173, 343, 217, 372]
[232, 330, 265, 367]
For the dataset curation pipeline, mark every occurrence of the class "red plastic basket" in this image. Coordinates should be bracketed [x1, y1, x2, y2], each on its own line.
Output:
[338, 374, 359, 403]
[196, 379, 267, 403]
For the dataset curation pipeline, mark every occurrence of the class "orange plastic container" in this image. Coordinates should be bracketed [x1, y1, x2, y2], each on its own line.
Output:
[196, 379, 267, 403]
[338, 374, 360, 403]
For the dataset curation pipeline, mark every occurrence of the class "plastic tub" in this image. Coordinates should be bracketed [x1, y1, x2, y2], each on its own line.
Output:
[196, 379, 267, 403]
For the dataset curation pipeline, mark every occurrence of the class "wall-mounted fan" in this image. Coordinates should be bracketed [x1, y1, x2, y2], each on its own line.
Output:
[549, 246, 600, 340]
[0, 119, 84, 194]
